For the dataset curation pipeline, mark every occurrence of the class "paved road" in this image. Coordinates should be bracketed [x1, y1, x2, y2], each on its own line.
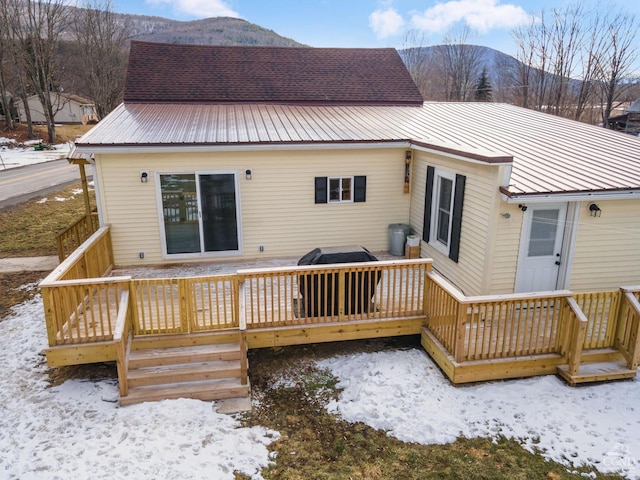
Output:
[0, 159, 85, 209]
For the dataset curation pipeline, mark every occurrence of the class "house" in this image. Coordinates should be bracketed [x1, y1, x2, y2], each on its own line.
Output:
[74, 41, 640, 296]
[41, 41, 640, 402]
[607, 99, 640, 136]
[17, 92, 98, 125]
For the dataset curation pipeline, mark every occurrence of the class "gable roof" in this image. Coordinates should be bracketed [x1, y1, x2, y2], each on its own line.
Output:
[123, 41, 424, 105]
[77, 101, 640, 199]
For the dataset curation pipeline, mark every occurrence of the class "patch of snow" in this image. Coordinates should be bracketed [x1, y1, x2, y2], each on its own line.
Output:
[3, 286, 640, 478]
[319, 350, 640, 478]
[0, 141, 72, 170]
[0, 296, 279, 479]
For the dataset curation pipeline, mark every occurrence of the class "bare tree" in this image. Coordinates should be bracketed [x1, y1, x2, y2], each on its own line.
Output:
[73, 0, 129, 120]
[547, 4, 584, 116]
[8, 0, 69, 143]
[438, 24, 483, 101]
[0, 12, 14, 130]
[511, 2, 639, 126]
[401, 30, 430, 98]
[595, 11, 639, 126]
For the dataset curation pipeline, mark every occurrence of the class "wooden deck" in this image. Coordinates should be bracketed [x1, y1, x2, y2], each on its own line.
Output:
[39, 225, 640, 404]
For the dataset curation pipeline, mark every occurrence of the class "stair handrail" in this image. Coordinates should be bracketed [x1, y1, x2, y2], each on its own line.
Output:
[113, 290, 132, 397]
[564, 297, 588, 377]
[621, 288, 640, 370]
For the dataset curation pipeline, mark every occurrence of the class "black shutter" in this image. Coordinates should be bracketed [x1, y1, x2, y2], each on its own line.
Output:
[422, 166, 435, 242]
[354, 176, 366, 202]
[449, 174, 466, 263]
[315, 177, 327, 204]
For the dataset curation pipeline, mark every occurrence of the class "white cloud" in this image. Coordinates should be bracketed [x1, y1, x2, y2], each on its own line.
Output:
[146, 0, 240, 19]
[411, 0, 530, 34]
[369, 7, 405, 39]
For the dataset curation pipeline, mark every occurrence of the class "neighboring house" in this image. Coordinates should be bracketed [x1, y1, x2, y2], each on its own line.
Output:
[607, 99, 640, 136]
[74, 41, 640, 296]
[17, 92, 98, 124]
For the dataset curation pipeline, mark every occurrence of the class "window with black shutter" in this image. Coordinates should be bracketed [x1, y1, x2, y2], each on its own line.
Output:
[315, 176, 366, 203]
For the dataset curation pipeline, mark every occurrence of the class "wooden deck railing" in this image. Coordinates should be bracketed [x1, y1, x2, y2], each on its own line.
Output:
[426, 273, 640, 376]
[425, 272, 571, 362]
[130, 275, 239, 335]
[617, 287, 640, 370]
[238, 259, 431, 328]
[573, 290, 620, 349]
[56, 213, 99, 262]
[41, 226, 118, 346]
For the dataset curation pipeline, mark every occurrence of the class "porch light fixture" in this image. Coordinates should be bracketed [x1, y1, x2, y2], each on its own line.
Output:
[245, 169, 252, 180]
[140, 171, 148, 183]
[404, 150, 412, 194]
[518, 204, 527, 212]
[588, 203, 601, 217]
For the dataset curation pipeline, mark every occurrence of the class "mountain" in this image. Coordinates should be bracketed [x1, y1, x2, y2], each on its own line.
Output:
[120, 15, 305, 47]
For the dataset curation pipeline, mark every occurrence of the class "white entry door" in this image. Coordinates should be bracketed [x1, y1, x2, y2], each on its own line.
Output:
[515, 204, 567, 293]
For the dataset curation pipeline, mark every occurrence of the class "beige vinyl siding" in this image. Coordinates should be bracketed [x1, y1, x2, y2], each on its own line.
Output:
[409, 151, 503, 296]
[486, 202, 523, 294]
[569, 199, 640, 291]
[95, 148, 410, 266]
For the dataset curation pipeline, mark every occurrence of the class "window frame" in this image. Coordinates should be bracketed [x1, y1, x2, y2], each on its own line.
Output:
[328, 176, 354, 203]
[314, 176, 366, 204]
[430, 169, 456, 255]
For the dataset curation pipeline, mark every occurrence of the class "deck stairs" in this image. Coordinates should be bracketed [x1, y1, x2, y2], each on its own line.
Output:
[120, 331, 250, 407]
[557, 348, 637, 386]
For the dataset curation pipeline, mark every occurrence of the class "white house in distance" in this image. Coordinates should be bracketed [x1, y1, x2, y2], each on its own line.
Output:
[17, 92, 98, 124]
[73, 41, 640, 296]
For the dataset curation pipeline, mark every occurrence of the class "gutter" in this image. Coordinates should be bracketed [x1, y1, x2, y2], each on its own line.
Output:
[500, 186, 640, 203]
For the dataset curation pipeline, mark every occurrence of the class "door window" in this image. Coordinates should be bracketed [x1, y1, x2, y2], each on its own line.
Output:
[527, 209, 560, 257]
[160, 172, 239, 256]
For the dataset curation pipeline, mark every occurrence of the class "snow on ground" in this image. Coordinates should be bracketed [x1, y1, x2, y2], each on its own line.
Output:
[0, 141, 72, 170]
[320, 349, 640, 478]
[0, 297, 279, 480]
[2, 291, 639, 478]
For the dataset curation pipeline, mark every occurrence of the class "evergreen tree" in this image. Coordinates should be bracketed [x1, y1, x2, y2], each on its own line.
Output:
[474, 67, 492, 102]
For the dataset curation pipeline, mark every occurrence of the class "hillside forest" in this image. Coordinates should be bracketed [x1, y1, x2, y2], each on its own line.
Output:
[1, 0, 638, 144]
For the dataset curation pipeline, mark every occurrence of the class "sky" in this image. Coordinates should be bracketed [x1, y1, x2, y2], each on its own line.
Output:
[112, 0, 640, 56]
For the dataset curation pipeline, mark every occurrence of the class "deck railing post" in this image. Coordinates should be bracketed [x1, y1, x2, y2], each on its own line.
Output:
[423, 266, 432, 322]
[454, 301, 466, 363]
[565, 297, 588, 377]
[622, 291, 640, 370]
[41, 285, 58, 347]
[238, 277, 248, 385]
[178, 278, 190, 333]
[337, 267, 346, 321]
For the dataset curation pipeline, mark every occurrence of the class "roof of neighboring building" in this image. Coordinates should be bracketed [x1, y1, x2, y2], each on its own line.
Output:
[123, 41, 424, 105]
[77, 101, 640, 197]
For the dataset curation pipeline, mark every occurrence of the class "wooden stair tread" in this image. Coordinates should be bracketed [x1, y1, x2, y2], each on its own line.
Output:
[127, 360, 242, 387]
[558, 361, 637, 385]
[121, 339, 250, 406]
[128, 342, 242, 368]
[128, 360, 242, 379]
[121, 379, 250, 406]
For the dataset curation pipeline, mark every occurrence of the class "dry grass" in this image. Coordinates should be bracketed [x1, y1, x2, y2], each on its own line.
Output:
[0, 182, 95, 258]
[0, 123, 94, 143]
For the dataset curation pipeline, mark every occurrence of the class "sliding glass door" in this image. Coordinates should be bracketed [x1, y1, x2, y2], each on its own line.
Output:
[160, 172, 240, 256]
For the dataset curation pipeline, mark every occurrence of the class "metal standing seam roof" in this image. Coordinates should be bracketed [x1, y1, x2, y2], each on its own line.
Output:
[76, 102, 640, 197]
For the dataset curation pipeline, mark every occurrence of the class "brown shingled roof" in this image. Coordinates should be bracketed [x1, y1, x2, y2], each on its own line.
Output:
[123, 41, 424, 105]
